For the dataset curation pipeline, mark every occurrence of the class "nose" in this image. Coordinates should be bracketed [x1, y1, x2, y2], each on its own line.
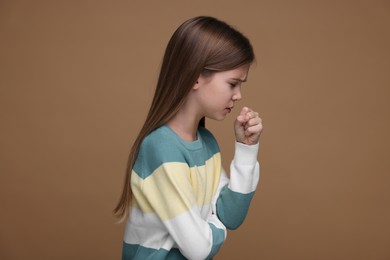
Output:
[232, 87, 242, 101]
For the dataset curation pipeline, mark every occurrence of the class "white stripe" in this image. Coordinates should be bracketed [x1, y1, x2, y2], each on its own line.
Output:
[124, 204, 214, 251]
[164, 205, 226, 260]
[124, 208, 175, 250]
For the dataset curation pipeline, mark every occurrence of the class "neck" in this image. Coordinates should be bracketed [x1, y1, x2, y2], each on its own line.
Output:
[166, 104, 202, 142]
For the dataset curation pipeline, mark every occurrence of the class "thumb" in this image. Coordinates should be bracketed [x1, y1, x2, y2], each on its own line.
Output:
[240, 107, 249, 116]
[235, 107, 248, 129]
[236, 107, 249, 124]
[236, 115, 246, 123]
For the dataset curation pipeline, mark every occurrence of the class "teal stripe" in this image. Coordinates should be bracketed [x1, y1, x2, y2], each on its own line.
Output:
[122, 242, 186, 260]
[198, 127, 220, 155]
[216, 186, 255, 230]
[133, 126, 220, 179]
[206, 223, 225, 259]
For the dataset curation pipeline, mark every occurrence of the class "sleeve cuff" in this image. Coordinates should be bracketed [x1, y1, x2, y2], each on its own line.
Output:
[233, 142, 259, 165]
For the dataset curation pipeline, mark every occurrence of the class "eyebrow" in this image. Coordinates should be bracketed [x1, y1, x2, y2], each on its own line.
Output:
[231, 77, 247, 82]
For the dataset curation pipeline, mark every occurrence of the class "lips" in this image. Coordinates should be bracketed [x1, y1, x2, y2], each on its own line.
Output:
[225, 107, 233, 113]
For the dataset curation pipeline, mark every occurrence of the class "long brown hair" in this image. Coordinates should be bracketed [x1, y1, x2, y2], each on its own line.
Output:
[114, 16, 255, 221]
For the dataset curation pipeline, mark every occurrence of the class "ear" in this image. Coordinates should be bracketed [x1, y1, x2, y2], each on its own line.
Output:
[192, 74, 205, 90]
[192, 80, 200, 90]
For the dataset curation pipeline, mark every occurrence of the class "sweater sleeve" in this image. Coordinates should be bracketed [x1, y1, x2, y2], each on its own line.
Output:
[133, 141, 227, 260]
[213, 141, 260, 230]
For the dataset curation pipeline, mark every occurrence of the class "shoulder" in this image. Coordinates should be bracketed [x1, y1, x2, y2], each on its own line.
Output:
[133, 126, 187, 178]
[142, 125, 187, 161]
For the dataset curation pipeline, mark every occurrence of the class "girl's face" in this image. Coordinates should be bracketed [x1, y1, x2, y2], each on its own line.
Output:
[194, 65, 250, 121]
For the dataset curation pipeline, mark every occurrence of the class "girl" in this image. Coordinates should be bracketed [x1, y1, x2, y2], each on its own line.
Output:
[114, 16, 263, 260]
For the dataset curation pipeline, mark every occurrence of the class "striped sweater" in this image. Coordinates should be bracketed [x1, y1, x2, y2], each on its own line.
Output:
[122, 125, 260, 260]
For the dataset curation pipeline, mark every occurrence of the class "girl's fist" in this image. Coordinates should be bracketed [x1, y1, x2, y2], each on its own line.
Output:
[234, 107, 263, 145]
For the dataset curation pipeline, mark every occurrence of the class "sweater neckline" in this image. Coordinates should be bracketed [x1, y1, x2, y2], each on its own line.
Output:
[162, 124, 203, 151]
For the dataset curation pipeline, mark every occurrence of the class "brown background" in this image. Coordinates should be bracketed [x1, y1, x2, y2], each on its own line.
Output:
[1, 0, 389, 259]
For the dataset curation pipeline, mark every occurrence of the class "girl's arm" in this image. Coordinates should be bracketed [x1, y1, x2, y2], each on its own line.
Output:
[213, 106, 263, 229]
[213, 142, 260, 229]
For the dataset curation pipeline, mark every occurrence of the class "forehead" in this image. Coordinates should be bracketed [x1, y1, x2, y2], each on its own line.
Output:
[217, 65, 250, 81]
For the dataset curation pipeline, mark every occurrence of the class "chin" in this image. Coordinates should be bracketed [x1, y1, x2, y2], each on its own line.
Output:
[207, 114, 227, 121]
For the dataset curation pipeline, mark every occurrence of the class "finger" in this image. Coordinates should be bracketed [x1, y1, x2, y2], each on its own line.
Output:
[246, 117, 262, 127]
[245, 124, 262, 136]
[240, 107, 249, 116]
[238, 108, 251, 123]
[236, 115, 246, 123]
[246, 111, 259, 119]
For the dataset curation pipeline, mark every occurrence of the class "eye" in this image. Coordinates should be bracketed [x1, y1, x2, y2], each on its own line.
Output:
[229, 82, 238, 88]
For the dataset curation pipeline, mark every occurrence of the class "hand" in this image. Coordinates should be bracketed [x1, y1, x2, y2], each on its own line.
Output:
[234, 107, 263, 145]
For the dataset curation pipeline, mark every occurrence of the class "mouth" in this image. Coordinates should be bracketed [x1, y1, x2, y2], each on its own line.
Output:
[225, 107, 233, 113]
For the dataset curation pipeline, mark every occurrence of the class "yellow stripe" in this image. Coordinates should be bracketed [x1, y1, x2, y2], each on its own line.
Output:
[190, 153, 221, 207]
[131, 153, 221, 220]
[131, 174, 153, 212]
